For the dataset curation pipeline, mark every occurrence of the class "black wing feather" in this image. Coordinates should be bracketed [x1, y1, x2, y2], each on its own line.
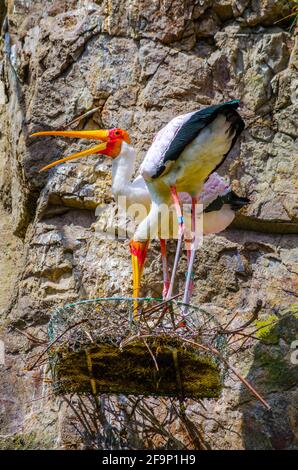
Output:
[152, 100, 244, 179]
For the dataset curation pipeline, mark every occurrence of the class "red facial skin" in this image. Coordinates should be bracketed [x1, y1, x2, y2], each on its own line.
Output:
[108, 128, 131, 144]
[96, 128, 131, 158]
[99, 139, 123, 158]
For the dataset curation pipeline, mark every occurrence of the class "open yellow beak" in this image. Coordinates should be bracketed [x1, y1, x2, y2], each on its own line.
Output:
[31, 129, 110, 172]
[130, 240, 149, 319]
[31, 129, 110, 141]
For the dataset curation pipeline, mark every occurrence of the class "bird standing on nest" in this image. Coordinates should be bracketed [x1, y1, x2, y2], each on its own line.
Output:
[131, 100, 245, 311]
[31, 100, 246, 315]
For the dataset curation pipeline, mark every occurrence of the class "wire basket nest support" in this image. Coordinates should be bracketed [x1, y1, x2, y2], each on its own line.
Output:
[45, 297, 227, 399]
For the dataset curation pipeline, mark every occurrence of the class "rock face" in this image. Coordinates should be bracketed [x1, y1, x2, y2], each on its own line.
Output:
[0, 0, 297, 449]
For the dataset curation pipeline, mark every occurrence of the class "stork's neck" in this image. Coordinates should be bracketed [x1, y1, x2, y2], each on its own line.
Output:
[111, 141, 136, 198]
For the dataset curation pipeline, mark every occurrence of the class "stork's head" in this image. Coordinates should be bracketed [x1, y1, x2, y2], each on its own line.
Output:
[30, 127, 131, 172]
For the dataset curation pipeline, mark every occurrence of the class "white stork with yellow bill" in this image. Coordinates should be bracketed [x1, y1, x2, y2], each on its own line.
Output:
[31, 100, 245, 315]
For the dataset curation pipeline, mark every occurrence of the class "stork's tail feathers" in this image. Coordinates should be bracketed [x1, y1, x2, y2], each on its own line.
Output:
[226, 191, 250, 210]
[204, 190, 250, 213]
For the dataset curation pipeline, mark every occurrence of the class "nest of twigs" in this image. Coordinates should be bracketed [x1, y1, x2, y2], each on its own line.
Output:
[21, 297, 288, 450]
[42, 297, 230, 398]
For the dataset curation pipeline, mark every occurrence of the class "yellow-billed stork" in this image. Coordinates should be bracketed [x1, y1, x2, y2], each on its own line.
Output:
[131, 100, 244, 310]
[31, 100, 245, 314]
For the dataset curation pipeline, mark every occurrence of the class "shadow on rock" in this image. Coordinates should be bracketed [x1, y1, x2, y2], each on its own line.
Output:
[240, 313, 298, 449]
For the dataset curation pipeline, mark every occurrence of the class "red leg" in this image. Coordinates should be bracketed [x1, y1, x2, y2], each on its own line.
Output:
[166, 186, 184, 300]
[160, 238, 170, 299]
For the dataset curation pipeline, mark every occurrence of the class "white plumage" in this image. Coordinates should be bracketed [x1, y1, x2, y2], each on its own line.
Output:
[31, 100, 245, 311]
[141, 114, 236, 198]
[134, 101, 244, 306]
[140, 111, 194, 180]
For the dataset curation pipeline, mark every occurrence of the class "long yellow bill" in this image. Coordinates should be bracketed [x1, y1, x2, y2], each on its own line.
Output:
[31, 129, 110, 141]
[31, 129, 111, 172]
[130, 240, 149, 319]
[38, 142, 108, 172]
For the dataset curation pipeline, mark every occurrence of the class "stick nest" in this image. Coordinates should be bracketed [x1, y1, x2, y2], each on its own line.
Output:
[46, 298, 227, 398]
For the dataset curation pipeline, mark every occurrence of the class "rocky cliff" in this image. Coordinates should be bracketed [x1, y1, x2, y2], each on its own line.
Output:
[0, 0, 297, 450]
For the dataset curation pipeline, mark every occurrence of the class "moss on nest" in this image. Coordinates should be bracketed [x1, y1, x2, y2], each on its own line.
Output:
[46, 299, 225, 398]
[50, 337, 222, 398]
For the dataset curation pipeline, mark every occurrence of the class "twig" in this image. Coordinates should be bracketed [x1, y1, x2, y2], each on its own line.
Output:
[229, 313, 288, 346]
[274, 11, 297, 24]
[76, 400, 95, 437]
[174, 401, 210, 450]
[220, 310, 241, 332]
[24, 393, 55, 404]
[63, 396, 94, 443]
[78, 396, 100, 434]
[71, 421, 86, 441]
[230, 336, 252, 355]
[27, 319, 88, 371]
[63, 107, 100, 128]
[141, 293, 183, 317]
[180, 337, 271, 411]
[144, 294, 183, 331]
[228, 330, 272, 347]
[83, 329, 95, 343]
[13, 327, 46, 345]
[221, 301, 262, 334]
[142, 338, 159, 372]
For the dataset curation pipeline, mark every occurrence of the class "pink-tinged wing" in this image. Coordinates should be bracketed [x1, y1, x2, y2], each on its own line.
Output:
[178, 173, 230, 212]
[141, 101, 244, 181]
[178, 192, 192, 205]
[140, 111, 194, 180]
[198, 172, 230, 209]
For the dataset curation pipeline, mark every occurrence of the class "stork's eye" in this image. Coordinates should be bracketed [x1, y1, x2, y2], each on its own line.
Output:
[115, 130, 120, 136]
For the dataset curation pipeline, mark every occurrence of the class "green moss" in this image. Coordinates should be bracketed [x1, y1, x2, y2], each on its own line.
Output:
[253, 315, 298, 391]
[254, 315, 279, 344]
[287, 303, 298, 317]
[0, 432, 54, 450]
[50, 338, 222, 398]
